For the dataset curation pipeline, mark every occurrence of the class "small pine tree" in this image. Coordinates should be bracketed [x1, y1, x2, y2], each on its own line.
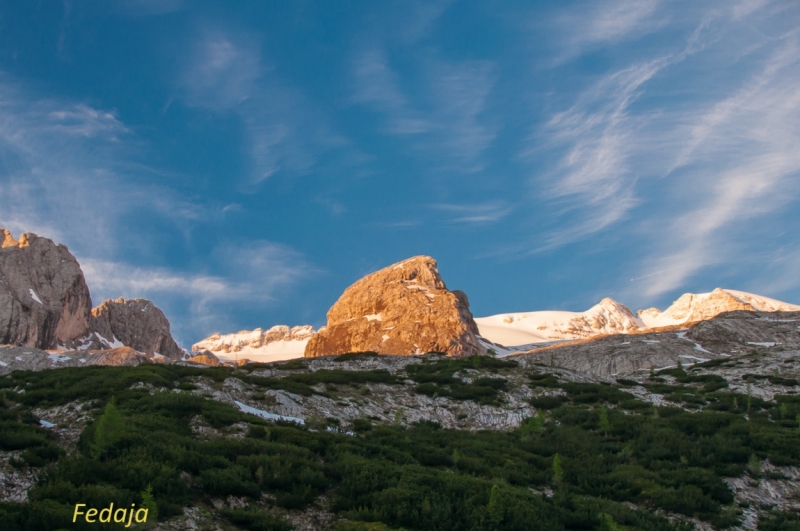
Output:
[780, 403, 789, 419]
[91, 399, 124, 458]
[552, 453, 564, 485]
[136, 484, 157, 529]
[487, 484, 503, 526]
[598, 406, 610, 439]
[520, 410, 546, 441]
[748, 454, 762, 478]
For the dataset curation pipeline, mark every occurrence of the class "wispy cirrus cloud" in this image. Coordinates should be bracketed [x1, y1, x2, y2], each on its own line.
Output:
[525, 57, 670, 251]
[352, 46, 496, 172]
[637, 35, 800, 298]
[179, 29, 354, 186]
[82, 240, 317, 344]
[543, 0, 664, 64]
[520, 0, 800, 305]
[432, 201, 512, 224]
[0, 71, 318, 344]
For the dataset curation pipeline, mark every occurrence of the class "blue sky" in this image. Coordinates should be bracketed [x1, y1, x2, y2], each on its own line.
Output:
[1, 0, 799, 347]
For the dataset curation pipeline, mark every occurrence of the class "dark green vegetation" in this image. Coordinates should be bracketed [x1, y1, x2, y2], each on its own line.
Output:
[0, 361, 798, 531]
[405, 355, 518, 406]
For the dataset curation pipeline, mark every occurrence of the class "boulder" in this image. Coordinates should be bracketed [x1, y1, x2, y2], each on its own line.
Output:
[305, 256, 485, 357]
[86, 346, 151, 367]
[186, 350, 224, 367]
[0, 229, 93, 349]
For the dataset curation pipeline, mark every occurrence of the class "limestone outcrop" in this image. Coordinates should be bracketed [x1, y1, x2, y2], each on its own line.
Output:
[186, 350, 224, 367]
[0, 229, 183, 359]
[0, 229, 93, 349]
[305, 256, 485, 358]
[86, 298, 184, 360]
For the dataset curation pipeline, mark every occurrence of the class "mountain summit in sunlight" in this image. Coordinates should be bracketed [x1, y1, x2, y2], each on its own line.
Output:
[638, 288, 800, 328]
[475, 288, 800, 348]
[475, 298, 644, 348]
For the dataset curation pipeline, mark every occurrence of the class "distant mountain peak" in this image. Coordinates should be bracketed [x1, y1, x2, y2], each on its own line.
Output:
[192, 325, 316, 364]
[638, 288, 800, 328]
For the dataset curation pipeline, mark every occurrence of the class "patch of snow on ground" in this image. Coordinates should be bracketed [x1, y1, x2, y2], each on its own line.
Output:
[365, 314, 382, 322]
[39, 419, 55, 428]
[95, 333, 124, 349]
[642, 340, 660, 344]
[747, 342, 778, 347]
[694, 343, 711, 353]
[0, 360, 7, 367]
[48, 353, 68, 363]
[210, 340, 309, 364]
[234, 400, 304, 425]
[15, 356, 22, 361]
[29, 289, 42, 304]
[679, 355, 709, 363]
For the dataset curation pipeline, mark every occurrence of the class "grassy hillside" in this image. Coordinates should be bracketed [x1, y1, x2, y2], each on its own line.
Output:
[0, 361, 799, 531]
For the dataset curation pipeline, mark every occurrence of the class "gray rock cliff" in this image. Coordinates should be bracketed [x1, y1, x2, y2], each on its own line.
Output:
[84, 297, 184, 360]
[0, 229, 92, 349]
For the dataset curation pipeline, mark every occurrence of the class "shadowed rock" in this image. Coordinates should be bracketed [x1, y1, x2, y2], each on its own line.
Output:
[0, 229, 93, 349]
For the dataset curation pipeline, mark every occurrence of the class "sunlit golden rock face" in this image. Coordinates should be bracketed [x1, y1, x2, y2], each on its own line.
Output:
[305, 255, 485, 358]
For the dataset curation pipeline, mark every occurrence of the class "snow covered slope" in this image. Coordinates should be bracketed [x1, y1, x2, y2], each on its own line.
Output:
[476, 298, 644, 347]
[638, 288, 800, 328]
[192, 325, 315, 363]
[479, 288, 800, 348]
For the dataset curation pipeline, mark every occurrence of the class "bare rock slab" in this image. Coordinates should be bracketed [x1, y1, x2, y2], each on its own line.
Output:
[305, 256, 485, 357]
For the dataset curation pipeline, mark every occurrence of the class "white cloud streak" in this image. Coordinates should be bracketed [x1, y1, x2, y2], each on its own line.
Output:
[82, 240, 316, 344]
[527, 1, 800, 304]
[432, 201, 512, 224]
[528, 57, 670, 250]
[180, 30, 353, 186]
[352, 46, 496, 172]
[641, 35, 800, 297]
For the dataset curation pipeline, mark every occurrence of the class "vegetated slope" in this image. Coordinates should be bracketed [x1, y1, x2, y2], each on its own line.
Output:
[0, 310, 799, 531]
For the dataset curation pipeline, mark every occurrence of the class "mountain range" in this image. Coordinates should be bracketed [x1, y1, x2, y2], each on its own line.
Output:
[2, 228, 799, 368]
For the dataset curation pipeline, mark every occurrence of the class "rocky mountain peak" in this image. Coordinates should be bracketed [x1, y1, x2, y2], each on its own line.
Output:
[0, 228, 93, 349]
[192, 325, 316, 363]
[637, 288, 799, 328]
[85, 297, 183, 360]
[305, 255, 485, 357]
[2, 229, 19, 248]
